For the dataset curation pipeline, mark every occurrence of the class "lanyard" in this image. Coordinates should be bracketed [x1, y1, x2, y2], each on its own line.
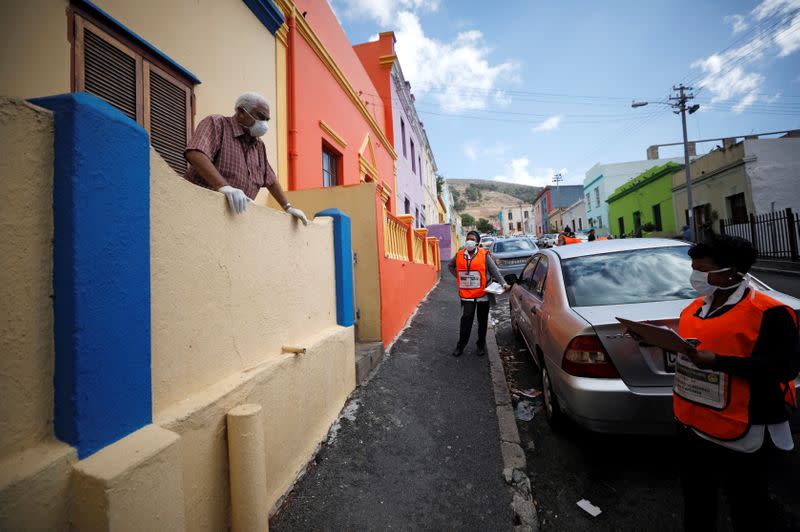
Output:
[464, 248, 478, 273]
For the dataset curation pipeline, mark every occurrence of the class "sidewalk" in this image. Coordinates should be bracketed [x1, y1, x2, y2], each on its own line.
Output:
[271, 278, 515, 531]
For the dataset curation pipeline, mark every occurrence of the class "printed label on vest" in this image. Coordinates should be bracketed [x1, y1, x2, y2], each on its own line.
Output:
[458, 271, 482, 289]
[673, 353, 727, 409]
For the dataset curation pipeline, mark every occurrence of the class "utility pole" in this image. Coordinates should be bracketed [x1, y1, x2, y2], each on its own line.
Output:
[552, 172, 563, 232]
[670, 84, 699, 242]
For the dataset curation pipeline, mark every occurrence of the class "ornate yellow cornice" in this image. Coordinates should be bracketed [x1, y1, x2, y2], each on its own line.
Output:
[280, 0, 397, 161]
[276, 23, 289, 46]
[319, 120, 347, 149]
[377, 182, 392, 204]
[379, 54, 397, 67]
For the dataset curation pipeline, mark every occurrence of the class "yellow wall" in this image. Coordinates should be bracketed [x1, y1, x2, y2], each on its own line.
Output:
[270, 184, 383, 343]
[0, 98, 55, 457]
[150, 152, 340, 414]
[0, 0, 281, 181]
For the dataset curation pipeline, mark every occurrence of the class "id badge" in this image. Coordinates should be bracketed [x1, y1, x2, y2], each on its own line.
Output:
[458, 271, 481, 289]
[673, 353, 727, 409]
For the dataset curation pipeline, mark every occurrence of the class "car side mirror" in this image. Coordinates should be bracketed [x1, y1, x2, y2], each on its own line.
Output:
[504, 274, 518, 285]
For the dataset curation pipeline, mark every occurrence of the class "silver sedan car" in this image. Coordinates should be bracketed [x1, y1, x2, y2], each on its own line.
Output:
[508, 238, 800, 435]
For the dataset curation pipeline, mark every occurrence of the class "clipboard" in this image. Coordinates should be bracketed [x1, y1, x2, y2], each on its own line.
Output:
[615, 317, 695, 353]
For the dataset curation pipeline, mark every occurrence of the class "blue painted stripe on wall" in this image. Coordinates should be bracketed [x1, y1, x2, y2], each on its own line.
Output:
[241, 0, 286, 35]
[583, 174, 605, 191]
[30, 93, 152, 459]
[74, 0, 201, 84]
[315, 209, 355, 327]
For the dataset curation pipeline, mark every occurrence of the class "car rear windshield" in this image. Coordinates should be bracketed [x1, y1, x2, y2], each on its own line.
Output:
[493, 239, 535, 253]
[561, 246, 698, 307]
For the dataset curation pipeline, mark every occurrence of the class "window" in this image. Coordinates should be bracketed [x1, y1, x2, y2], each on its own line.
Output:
[71, 12, 194, 175]
[415, 207, 420, 227]
[410, 139, 416, 173]
[531, 256, 549, 297]
[494, 239, 535, 253]
[524, 211, 529, 219]
[727, 193, 747, 223]
[652, 204, 663, 231]
[401, 119, 407, 158]
[404, 197, 411, 214]
[578, 218, 583, 230]
[419, 156, 422, 184]
[594, 188, 600, 208]
[561, 247, 697, 307]
[586, 193, 591, 207]
[508, 211, 513, 220]
[517, 222, 522, 231]
[598, 216, 603, 228]
[633, 211, 642, 234]
[509, 222, 514, 231]
[519, 257, 539, 288]
[618, 216, 625, 236]
[322, 144, 340, 187]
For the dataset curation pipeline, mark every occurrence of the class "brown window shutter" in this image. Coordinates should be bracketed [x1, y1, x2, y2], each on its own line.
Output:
[76, 17, 141, 123]
[145, 64, 190, 174]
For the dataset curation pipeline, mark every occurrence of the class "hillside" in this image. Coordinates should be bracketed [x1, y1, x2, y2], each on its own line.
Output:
[448, 179, 543, 224]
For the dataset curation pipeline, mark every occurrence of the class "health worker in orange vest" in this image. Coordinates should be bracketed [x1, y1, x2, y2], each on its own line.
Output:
[447, 231, 508, 357]
[675, 235, 799, 531]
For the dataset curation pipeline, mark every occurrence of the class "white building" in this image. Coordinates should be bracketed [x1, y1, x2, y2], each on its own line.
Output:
[561, 199, 587, 234]
[498, 205, 536, 236]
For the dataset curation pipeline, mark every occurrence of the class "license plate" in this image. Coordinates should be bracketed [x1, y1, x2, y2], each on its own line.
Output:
[663, 350, 677, 373]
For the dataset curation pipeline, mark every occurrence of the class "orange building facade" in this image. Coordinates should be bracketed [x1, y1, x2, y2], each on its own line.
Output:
[275, 0, 439, 349]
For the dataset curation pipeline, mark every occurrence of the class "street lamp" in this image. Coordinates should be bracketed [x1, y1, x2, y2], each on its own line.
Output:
[632, 85, 699, 241]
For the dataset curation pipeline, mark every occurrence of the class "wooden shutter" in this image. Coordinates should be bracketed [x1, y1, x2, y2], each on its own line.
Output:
[144, 64, 190, 174]
[74, 17, 142, 123]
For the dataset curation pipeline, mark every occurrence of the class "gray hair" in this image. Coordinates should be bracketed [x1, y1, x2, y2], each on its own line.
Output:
[235, 92, 269, 113]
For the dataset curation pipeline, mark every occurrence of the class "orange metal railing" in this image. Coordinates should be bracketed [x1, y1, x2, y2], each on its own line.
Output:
[383, 208, 410, 261]
[412, 232, 425, 264]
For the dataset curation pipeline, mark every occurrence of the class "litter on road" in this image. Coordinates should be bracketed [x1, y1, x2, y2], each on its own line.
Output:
[514, 400, 536, 422]
[576, 499, 602, 517]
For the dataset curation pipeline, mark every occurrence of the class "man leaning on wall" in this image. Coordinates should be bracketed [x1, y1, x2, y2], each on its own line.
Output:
[184, 92, 308, 223]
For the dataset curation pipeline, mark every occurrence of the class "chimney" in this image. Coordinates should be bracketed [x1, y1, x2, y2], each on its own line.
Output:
[744, 135, 758, 140]
[647, 145, 659, 159]
[723, 137, 736, 149]
[687, 142, 697, 156]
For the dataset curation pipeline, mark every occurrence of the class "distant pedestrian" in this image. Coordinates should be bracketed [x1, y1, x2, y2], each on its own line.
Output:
[587, 229, 596, 241]
[681, 225, 691, 241]
[448, 231, 508, 357]
[673, 235, 799, 530]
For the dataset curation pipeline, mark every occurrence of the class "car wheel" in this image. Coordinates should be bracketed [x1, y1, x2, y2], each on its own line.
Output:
[541, 360, 563, 428]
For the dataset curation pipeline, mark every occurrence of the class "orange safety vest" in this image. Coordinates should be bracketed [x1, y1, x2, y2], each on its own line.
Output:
[455, 248, 487, 299]
[559, 235, 582, 245]
[674, 290, 798, 440]
[596, 236, 609, 241]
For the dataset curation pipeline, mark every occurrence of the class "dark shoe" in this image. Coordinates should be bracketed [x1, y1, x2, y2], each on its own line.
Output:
[451, 346, 464, 357]
[476, 343, 487, 357]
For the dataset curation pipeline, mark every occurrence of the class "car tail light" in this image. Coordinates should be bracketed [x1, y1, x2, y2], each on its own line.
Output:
[562, 335, 620, 378]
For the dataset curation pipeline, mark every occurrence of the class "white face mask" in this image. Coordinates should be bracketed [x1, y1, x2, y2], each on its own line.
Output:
[465, 240, 478, 251]
[243, 109, 269, 137]
[689, 268, 740, 297]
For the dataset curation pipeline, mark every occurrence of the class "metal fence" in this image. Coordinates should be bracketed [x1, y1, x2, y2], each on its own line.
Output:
[719, 208, 800, 261]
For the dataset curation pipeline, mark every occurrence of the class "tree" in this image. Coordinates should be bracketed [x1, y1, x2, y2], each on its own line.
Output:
[436, 174, 445, 196]
[461, 213, 476, 227]
[454, 199, 467, 212]
[465, 184, 482, 202]
[476, 218, 495, 233]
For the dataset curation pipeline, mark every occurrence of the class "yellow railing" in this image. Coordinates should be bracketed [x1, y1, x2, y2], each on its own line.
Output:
[412, 232, 425, 264]
[383, 208, 410, 260]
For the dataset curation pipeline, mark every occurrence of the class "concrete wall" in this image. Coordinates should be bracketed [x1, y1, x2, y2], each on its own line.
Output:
[561, 199, 587, 233]
[0, 0, 281, 178]
[744, 138, 800, 214]
[0, 98, 78, 532]
[274, 183, 382, 343]
[427, 224, 453, 259]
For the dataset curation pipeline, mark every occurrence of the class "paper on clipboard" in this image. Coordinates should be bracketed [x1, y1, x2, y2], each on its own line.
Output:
[615, 317, 695, 353]
[484, 282, 506, 295]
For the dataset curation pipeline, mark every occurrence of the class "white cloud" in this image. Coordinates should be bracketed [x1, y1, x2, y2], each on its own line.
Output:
[492, 158, 567, 188]
[493, 90, 512, 106]
[693, 0, 800, 112]
[333, 0, 440, 26]
[533, 115, 562, 132]
[464, 143, 478, 161]
[724, 14, 749, 33]
[463, 140, 507, 161]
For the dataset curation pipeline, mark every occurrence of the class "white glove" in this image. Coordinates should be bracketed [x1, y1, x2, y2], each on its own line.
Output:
[218, 185, 249, 214]
[286, 205, 309, 226]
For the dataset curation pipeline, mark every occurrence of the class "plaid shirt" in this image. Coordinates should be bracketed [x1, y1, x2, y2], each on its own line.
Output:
[184, 115, 277, 199]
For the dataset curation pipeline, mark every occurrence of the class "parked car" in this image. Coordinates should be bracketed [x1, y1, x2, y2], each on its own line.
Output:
[538, 234, 558, 248]
[491, 238, 539, 280]
[507, 238, 800, 435]
[480, 237, 496, 251]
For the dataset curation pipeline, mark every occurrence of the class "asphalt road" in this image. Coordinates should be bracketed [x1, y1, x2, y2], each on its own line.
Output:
[490, 282, 800, 531]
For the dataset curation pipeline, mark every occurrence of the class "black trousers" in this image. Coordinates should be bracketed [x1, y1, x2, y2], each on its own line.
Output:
[457, 300, 490, 349]
[678, 425, 774, 532]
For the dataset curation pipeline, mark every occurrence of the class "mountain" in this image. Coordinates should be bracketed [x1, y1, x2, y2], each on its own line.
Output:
[447, 179, 543, 224]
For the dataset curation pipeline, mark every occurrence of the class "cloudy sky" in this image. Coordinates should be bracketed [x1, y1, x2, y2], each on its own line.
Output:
[330, 0, 800, 186]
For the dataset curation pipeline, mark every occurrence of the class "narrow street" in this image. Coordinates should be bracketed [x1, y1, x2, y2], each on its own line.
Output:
[491, 275, 800, 531]
[272, 278, 514, 531]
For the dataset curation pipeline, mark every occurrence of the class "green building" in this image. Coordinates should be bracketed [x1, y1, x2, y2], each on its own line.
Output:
[607, 162, 683, 238]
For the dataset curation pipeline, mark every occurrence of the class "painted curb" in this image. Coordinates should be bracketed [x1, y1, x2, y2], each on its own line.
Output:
[486, 325, 540, 532]
[751, 266, 800, 277]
